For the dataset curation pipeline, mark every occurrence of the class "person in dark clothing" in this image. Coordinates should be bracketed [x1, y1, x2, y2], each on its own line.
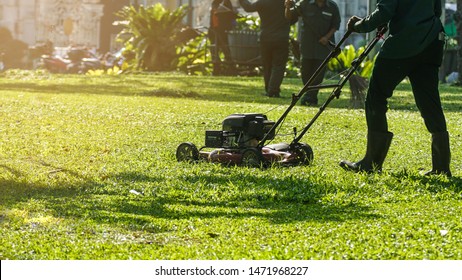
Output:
[339, 0, 451, 177]
[239, 0, 294, 97]
[210, 0, 236, 75]
[285, 0, 341, 105]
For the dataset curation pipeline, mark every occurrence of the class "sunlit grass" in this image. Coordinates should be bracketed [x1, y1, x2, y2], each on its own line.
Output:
[0, 70, 461, 259]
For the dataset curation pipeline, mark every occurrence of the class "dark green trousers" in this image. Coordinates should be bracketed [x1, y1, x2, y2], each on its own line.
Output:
[300, 58, 326, 104]
[365, 38, 447, 134]
[260, 40, 289, 96]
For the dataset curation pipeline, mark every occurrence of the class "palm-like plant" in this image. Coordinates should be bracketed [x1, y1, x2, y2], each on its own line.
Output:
[116, 4, 197, 72]
[327, 44, 376, 108]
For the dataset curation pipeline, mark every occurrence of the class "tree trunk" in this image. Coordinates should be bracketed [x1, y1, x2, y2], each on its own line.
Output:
[458, 0, 462, 84]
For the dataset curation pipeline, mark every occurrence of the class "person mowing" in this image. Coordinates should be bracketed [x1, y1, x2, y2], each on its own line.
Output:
[339, 0, 451, 177]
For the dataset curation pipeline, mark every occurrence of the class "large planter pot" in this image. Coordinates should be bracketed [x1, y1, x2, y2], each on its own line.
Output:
[226, 30, 261, 66]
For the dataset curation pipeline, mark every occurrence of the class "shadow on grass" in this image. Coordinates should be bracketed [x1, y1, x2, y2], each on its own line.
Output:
[0, 79, 278, 107]
[2, 76, 460, 111]
[2, 158, 460, 232]
[92, 171, 383, 225]
[0, 164, 23, 177]
[1, 166, 381, 232]
[390, 169, 462, 194]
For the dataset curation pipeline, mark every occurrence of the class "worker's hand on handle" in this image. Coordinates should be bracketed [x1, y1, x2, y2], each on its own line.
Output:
[319, 36, 329, 46]
[347, 16, 362, 32]
[284, 0, 295, 20]
[285, 0, 294, 9]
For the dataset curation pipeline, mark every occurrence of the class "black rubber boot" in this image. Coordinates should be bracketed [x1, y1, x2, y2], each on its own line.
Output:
[339, 131, 393, 173]
[424, 131, 452, 177]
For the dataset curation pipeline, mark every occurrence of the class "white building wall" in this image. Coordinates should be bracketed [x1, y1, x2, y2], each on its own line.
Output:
[0, 0, 103, 47]
[1, 0, 374, 49]
[335, 0, 369, 45]
[0, 0, 35, 44]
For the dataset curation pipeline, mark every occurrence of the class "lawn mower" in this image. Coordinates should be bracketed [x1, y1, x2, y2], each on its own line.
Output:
[176, 27, 387, 167]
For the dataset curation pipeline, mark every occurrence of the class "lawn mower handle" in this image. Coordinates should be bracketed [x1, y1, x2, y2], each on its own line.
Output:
[256, 30, 353, 148]
[295, 30, 353, 98]
[290, 26, 388, 145]
[257, 26, 387, 149]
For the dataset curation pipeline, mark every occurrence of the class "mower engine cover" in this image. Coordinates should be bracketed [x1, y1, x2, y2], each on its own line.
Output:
[205, 113, 275, 148]
[223, 113, 275, 142]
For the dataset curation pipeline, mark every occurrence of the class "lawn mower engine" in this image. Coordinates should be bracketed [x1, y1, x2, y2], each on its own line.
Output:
[176, 113, 314, 167]
[206, 113, 275, 149]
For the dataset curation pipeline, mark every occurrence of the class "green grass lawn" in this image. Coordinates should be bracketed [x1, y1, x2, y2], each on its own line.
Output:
[0, 70, 461, 259]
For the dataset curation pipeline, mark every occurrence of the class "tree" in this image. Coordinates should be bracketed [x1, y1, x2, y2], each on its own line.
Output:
[115, 4, 198, 72]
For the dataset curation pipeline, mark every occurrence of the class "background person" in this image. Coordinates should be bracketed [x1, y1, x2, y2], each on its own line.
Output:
[285, 0, 340, 106]
[339, 0, 451, 177]
[209, 0, 236, 75]
[239, 0, 294, 98]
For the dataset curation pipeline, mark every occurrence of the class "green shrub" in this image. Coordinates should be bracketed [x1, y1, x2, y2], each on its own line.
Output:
[115, 4, 198, 72]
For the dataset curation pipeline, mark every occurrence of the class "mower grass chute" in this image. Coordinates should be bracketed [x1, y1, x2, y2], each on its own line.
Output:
[176, 27, 388, 167]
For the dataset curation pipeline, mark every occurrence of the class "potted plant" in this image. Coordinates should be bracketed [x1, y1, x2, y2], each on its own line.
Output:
[327, 44, 375, 108]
